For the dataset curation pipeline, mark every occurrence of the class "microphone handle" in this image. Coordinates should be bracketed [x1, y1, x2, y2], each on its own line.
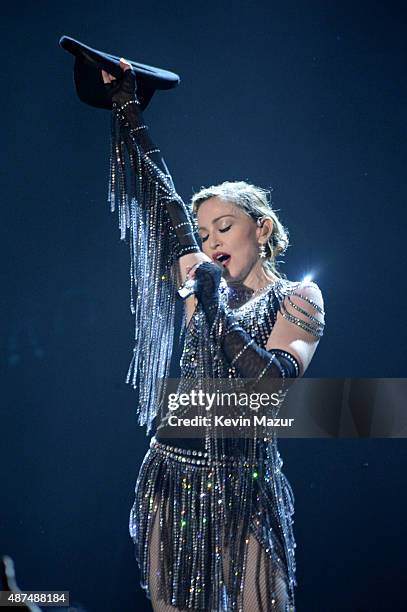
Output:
[177, 274, 228, 301]
[177, 261, 207, 300]
[177, 277, 197, 300]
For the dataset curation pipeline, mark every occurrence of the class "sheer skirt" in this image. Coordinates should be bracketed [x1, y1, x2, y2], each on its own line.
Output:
[129, 438, 296, 611]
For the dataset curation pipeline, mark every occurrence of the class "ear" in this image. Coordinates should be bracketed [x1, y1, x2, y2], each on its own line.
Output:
[256, 216, 274, 242]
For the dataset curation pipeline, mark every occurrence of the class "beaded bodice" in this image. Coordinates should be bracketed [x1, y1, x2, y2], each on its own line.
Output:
[180, 278, 286, 380]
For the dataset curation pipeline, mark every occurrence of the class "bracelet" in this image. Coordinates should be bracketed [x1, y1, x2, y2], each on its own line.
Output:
[273, 350, 300, 377]
[176, 245, 201, 258]
[117, 99, 140, 111]
[173, 221, 191, 230]
[129, 124, 148, 133]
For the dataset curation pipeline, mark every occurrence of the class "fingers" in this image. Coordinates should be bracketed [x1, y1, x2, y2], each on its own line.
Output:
[119, 57, 132, 71]
[101, 58, 132, 83]
[101, 69, 115, 84]
[186, 262, 203, 279]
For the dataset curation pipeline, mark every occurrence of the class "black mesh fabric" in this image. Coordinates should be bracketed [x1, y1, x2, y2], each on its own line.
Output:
[194, 262, 300, 382]
[104, 69, 200, 259]
[148, 495, 291, 611]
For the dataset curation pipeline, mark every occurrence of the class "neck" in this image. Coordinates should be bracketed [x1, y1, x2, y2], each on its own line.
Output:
[229, 263, 277, 292]
[226, 265, 278, 309]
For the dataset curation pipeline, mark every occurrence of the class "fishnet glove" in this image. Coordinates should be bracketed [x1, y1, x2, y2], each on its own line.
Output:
[104, 69, 200, 260]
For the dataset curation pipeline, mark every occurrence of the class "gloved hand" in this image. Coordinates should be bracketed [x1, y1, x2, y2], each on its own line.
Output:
[102, 60, 145, 146]
[192, 261, 227, 331]
[102, 59, 201, 261]
[102, 60, 138, 106]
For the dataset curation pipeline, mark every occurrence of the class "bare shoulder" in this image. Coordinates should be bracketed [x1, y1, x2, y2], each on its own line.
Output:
[267, 279, 326, 373]
[289, 279, 325, 311]
[276, 278, 326, 333]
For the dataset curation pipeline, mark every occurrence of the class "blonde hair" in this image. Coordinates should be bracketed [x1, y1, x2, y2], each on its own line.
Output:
[191, 180, 290, 278]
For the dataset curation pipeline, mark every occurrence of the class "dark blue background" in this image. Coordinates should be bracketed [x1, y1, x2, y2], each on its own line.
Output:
[1, 1, 406, 610]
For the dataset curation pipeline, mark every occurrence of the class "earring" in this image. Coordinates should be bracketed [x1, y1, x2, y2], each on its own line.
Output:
[259, 243, 267, 259]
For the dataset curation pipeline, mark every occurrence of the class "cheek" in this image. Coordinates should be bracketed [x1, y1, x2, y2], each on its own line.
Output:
[233, 226, 257, 254]
[226, 232, 257, 273]
[201, 241, 210, 256]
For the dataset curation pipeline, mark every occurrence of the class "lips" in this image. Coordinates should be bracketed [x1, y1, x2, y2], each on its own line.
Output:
[212, 251, 231, 267]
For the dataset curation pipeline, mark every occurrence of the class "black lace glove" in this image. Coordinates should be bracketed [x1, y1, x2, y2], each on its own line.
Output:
[104, 69, 200, 260]
[194, 262, 300, 381]
[104, 70, 167, 172]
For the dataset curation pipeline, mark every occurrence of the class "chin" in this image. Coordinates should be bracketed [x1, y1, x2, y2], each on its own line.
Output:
[223, 267, 240, 282]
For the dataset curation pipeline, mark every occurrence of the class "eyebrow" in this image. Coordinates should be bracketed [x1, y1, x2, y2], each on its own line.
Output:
[198, 214, 236, 231]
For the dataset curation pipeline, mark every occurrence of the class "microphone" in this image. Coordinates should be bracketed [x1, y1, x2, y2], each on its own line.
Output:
[178, 277, 197, 300]
[177, 261, 227, 300]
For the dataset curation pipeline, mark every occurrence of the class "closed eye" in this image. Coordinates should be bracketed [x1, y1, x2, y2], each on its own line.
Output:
[200, 225, 232, 243]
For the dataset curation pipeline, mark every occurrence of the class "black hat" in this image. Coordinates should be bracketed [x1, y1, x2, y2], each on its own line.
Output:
[59, 35, 180, 111]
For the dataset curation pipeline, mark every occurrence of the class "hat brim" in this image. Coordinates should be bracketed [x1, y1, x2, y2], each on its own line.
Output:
[59, 35, 180, 111]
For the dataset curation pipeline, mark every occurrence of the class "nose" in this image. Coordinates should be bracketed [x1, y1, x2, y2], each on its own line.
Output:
[208, 230, 223, 251]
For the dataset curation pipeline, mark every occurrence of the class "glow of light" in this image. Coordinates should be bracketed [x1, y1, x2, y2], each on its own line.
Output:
[302, 274, 313, 283]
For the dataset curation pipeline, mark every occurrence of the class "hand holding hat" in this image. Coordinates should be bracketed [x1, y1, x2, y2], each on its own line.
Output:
[101, 58, 138, 107]
[59, 36, 180, 111]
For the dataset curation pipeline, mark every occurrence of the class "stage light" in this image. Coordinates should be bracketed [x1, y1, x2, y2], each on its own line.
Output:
[303, 274, 313, 283]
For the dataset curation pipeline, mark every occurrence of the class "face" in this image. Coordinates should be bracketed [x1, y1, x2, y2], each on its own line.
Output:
[196, 196, 271, 284]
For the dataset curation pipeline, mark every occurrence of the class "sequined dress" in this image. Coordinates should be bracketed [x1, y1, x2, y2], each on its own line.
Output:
[129, 279, 305, 611]
[106, 97, 324, 611]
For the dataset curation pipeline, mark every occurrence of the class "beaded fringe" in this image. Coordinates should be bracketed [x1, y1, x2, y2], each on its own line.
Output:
[130, 437, 297, 611]
[108, 111, 300, 609]
[274, 281, 325, 339]
[107, 110, 182, 433]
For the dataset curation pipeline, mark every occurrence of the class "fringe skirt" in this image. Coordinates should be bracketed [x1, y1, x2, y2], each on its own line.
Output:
[129, 436, 296, 611]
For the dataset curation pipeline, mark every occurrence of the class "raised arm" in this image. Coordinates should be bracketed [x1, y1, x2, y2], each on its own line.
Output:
[104, 62, 208, 326]
[103, 62, 210, 276]
[102, 61, 209, 431]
